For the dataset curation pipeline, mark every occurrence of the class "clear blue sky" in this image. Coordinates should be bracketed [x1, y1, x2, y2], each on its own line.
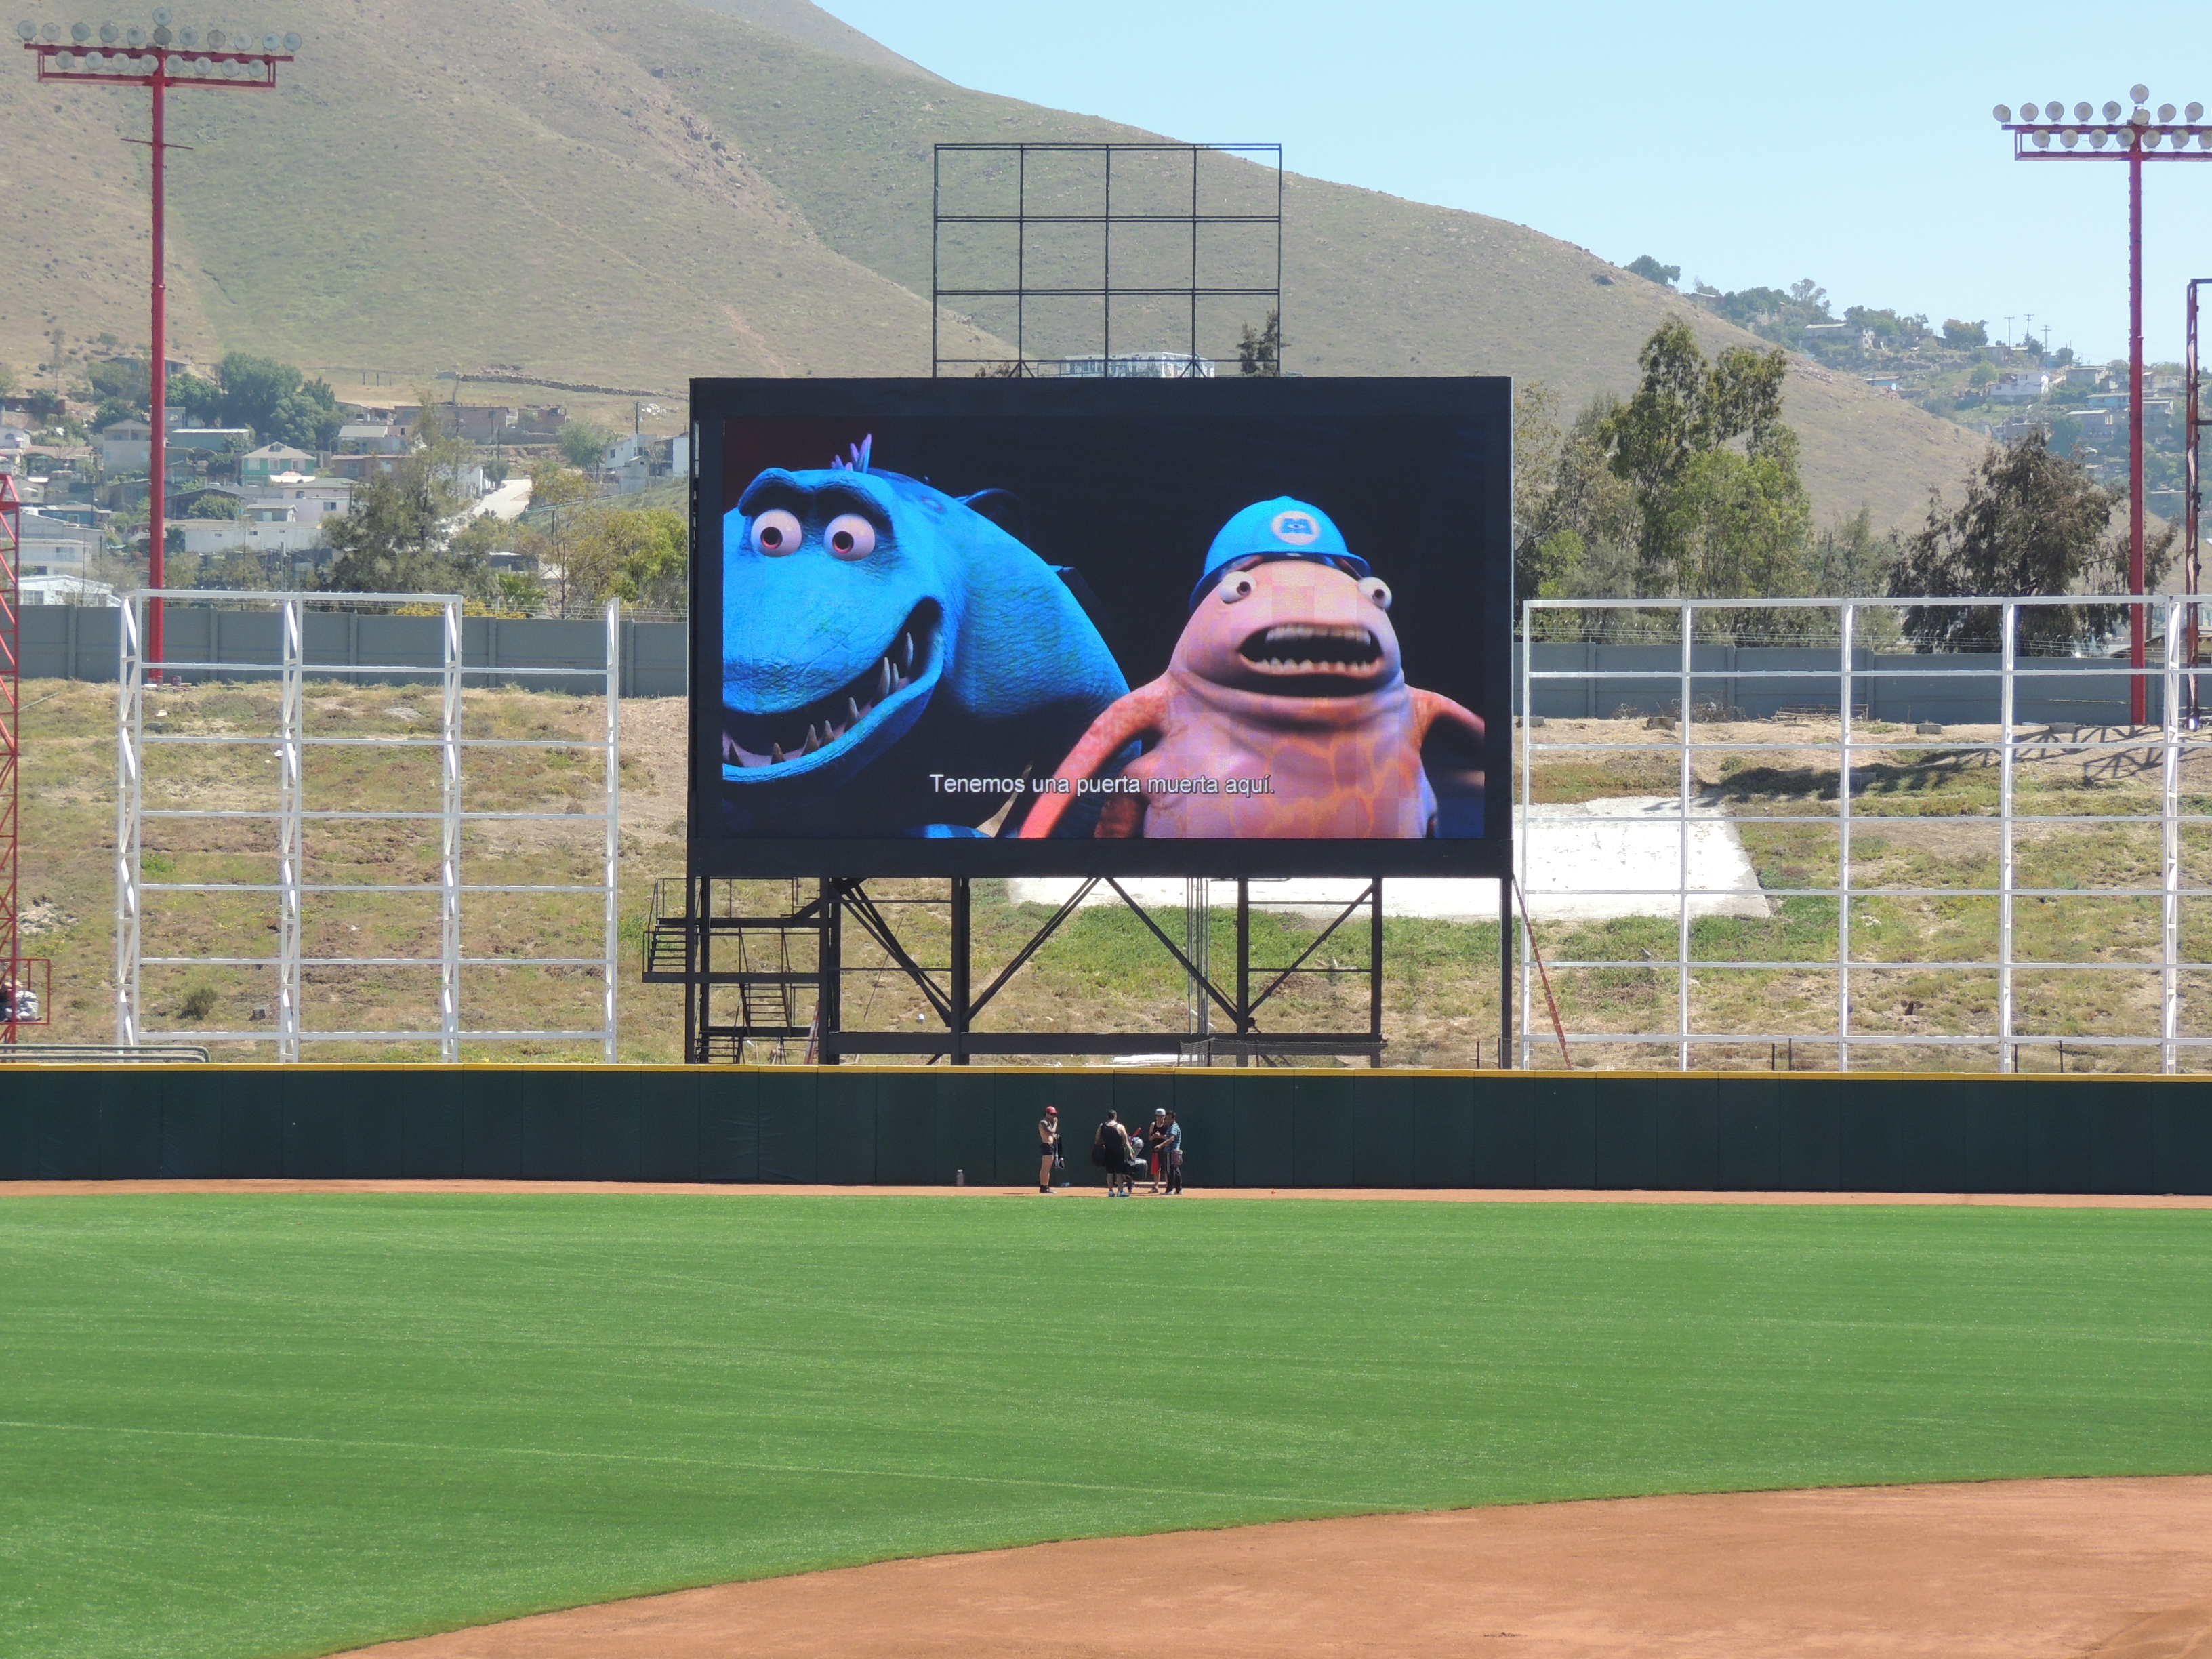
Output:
[819, 0, 2212, 364]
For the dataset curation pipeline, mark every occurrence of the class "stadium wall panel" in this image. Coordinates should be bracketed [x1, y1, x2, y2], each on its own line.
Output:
[4, 1067, 2212, 1194]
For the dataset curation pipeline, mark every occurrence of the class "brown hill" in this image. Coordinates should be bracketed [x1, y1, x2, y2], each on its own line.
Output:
[0, 0, 1981, 530]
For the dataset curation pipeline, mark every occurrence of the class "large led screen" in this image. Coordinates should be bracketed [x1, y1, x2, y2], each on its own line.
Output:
[689, 377, 1511, 877]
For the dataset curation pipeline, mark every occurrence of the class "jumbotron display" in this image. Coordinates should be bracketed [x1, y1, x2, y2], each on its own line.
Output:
[687, 377, 1511, 877]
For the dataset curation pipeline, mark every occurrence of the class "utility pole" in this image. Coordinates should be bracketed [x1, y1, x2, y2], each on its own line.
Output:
[18, 12, 301, 673]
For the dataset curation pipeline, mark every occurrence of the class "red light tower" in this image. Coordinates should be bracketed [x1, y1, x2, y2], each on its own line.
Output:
[1997, 85, 2208, 725]
[17, 10, 299, 672]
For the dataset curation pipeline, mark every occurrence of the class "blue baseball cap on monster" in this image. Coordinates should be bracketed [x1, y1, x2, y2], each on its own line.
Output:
[1191, 497, 1368, 609]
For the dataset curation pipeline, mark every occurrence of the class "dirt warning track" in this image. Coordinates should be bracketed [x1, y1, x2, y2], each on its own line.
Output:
[5, 1179, 2211, 1207]
[341, 1477, 2212, 1658]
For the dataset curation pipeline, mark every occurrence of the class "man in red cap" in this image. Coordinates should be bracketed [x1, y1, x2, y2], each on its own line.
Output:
[1038, 1105, 1060, 1194]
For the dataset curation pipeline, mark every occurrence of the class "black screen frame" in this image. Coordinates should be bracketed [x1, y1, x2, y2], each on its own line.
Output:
[687, 375, 1513, 879]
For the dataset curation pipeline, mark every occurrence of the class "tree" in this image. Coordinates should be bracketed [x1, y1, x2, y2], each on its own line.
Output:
[1600, 319, 1803, 596]
[1809, 507, 1897, 596]
[1943, 318, 1989, 349]
[1626, 255, 1679, 287]
[1516, 390, 1638, 609]
[1237, 309, 1281, 376]
[169, 370, 225, 427]
[91, 396, 138, 432]
[86, 356, 150, 414]
[215, 352, 342, 449]
[1887, 429, 2165, 651]
[558, 418, 613, 472]
[317, 471, 496, 602]
[556, 506, 688, 612]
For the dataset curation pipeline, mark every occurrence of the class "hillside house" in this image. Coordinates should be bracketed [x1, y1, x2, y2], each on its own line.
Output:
[240, 443, 315, 483]
[1989, 372, 2051, 403]
[100, 419, 152, 472]
[169, 427, 253, 453]
[245, 478, 354, 525]
[336, 422, 406, 454]
[18, 574, 119, 607]
[17, 507, 103, 575]
[605, 432, 674, 495]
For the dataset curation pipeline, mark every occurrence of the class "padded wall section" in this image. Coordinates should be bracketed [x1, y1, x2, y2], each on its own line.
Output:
[3, 1067, 2211, 1194]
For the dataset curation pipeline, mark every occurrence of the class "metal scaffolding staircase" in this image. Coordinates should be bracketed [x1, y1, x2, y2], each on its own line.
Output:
[642, 877, 827, 1061]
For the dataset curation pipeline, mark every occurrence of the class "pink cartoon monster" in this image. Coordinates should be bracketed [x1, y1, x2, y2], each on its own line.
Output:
[1019, 497, 1483, 839]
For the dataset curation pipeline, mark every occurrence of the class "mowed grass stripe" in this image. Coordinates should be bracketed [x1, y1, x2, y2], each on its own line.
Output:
[1, 1195, 2207, 1659]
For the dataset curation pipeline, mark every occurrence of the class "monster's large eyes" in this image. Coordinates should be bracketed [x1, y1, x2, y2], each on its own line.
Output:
[1218, 573, 1256, 604]
[825, 514, 877, 560]
[1359, 577, 1393, 610]
[750, 509, 802, 556]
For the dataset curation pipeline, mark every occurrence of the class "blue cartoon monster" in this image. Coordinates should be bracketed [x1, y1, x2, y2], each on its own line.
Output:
[721, 439, 1128, 836]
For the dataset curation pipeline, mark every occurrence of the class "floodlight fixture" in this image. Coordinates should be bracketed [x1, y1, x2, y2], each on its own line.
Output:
[1994, 102, 2013, 121]
[2077, 100, 2094, 120]
[1997, 84, 2212, 720]
[19, 12, 302, 671]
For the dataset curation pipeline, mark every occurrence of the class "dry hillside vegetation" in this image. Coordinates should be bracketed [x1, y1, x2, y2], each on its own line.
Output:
[0, 0, 1979, 531]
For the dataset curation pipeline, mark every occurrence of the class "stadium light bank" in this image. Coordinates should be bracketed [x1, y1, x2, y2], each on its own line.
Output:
[1994, 86, 2209, 725]
[16, 11, 303, 674]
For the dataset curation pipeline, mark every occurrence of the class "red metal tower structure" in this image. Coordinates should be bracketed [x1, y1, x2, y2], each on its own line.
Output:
[1997, 86, 2208, 725]
[17, 12, 299, 672]
[1, 464, 17, 1040]
[0, 462, 40, 1042]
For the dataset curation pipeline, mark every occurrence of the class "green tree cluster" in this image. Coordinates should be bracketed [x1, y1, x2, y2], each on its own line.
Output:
[1702, 279, 1833, 348]
[1626, 255, 1679, 287]
[156, 354, 343, 447]
[558, 418, 613, 472]
[1237, 309, 1282, 376]
[1515, 321, 1896, 636]
[1887, 430, 2171, 652]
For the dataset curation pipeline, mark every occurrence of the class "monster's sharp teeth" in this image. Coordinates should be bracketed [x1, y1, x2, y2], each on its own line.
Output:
[848, 697, 863, 726]
[876, 659, 892, 700]
[802, 726, 822, 754]
[898, 632, 914, 672]
[771, 743, 787, 764]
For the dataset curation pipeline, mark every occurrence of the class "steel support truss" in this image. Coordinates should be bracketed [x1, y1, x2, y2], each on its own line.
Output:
[660, 876, 1393, 1067]
[1519, 594, 2202, 1072]
[115, 591, 621, 1060]
[932, 141, 1283, 378]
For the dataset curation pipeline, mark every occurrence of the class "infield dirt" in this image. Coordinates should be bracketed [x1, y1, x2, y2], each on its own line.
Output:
[335, 1476, 2212, 1658]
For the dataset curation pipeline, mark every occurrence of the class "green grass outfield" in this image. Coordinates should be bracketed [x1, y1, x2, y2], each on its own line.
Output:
[3, 1195, 2210, 1658]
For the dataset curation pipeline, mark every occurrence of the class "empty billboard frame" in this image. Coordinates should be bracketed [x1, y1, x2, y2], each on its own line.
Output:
[688, 376, 1513, 878]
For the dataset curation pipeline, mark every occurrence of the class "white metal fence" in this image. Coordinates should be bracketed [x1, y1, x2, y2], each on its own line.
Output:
[114, 592, 621, 1061]
[1517, 595, 2207, 1073]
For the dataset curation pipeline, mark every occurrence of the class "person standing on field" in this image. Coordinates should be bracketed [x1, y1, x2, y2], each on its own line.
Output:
[1037, 1105, 1059, 1194]
[1160, 1107, 1184, 1194]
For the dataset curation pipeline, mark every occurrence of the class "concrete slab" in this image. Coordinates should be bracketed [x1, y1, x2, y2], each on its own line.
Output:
[1004, 797, 1769, 924]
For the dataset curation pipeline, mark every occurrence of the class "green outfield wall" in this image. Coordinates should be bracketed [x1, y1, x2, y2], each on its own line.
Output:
[5, 1067, 2211, 1193]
